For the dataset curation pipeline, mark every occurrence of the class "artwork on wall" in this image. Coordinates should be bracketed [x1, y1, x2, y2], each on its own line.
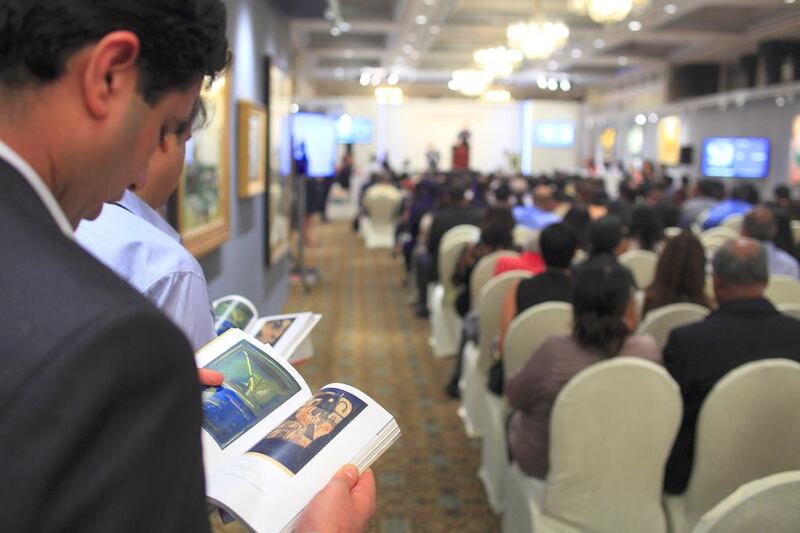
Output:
[791, 114, 800, 184]
[237, 100, 268, 198]
[627, 125, 644, 157]
[600, 127, 616, 156]
[264, 57, 294, 266]
[173, 72, 230, 258]
[658, 116, 682, 166]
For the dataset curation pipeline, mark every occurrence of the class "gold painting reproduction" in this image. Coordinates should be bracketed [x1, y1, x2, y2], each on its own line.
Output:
[175, 72, 231, 258]
[658, 115, 682, 167]
[600, 127, 616, 156]
[237, 100, 268, 198]
[267, 59, 293, 265]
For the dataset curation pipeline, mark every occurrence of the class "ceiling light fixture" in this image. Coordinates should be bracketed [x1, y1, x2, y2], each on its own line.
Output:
[635, 114, 647, 125]
[449, 70, 494, 96]
[474, 46, 523, 78]
[414, 14, 428, 25]
[559, 79, 572, 91]
[482, 89, 512, 103]
[507, 0, 569, 61]
[323, 0, 349, 37]
[569, 0, 650, 24]
[628, 20, 642, 31]
[663, 3, 677, 14]
[617, 56, 630, 66]
[570, 48, 584, 59]
[375, 86, 404, 105]
[547, 77, 559, 91]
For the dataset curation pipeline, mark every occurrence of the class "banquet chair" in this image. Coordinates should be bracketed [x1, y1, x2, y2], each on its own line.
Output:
[619, 249, 658, 289]
[764, 274, 800, 306]
[638, 303, 709, 350]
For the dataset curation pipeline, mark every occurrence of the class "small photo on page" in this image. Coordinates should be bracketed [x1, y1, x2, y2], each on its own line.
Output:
[202, 340, 302, 449]
[255, 318, 295, 346]
[214, 299, 256, 333]
[246, 387, 367, 475]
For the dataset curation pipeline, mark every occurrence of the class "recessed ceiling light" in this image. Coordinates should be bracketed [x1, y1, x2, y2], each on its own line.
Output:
[414, 14, 428, 25]
[648, 113, 659, 123]
[330, 26, 341, 37]
[402, 44, 414, 54]
[537, 76, 548, 90]
[776, 96, 787, 107]
[339, 22, 351, 32]
[429, 25, 441, 35]
[570, 48, 583, 59]
[559, 79, 571, 91]
[628, 20, 642, 31]
[359, 72, 370, 86]
[664, 3, 678, 14]
[424, 0, 436, 5]
[635, 114, 647, 126]
[617, 56, 629, 66]
[343, 49, 354, 58]
[547, 60, 559, 70]
[547, 78, 559, 91]
[387, 72, 400, 86]
[594, 38, 606, 49]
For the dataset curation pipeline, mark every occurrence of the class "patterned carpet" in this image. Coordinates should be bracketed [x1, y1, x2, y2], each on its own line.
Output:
[212, 220, 499, 532]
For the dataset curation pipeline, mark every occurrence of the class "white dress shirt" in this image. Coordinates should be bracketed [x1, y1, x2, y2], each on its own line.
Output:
[76, 190, 215, 350]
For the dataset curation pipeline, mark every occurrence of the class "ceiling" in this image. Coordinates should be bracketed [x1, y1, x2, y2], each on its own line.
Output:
[285, 0, 800, 98]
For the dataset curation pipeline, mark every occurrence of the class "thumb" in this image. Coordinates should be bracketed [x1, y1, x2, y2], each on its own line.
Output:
[330, 464, 360, 491]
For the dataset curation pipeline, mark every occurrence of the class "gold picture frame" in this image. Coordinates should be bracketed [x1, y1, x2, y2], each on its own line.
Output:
[237, 100, 268, 198]
[175, 72, 231, 258]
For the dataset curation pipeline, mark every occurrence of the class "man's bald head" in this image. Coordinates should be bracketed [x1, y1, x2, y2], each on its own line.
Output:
[712, 238, 769, 304]
[742, 206, 776, 242]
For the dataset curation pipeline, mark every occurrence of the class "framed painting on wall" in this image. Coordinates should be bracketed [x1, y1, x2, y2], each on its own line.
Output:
[237, 100, 268, 198]
[790, 114, 800, 184]
[173, 72, 231, 258]
[658, 116, 682, 167]
[264, 57, 294, 266]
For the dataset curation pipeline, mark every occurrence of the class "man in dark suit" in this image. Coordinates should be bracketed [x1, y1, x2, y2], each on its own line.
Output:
[663, 238, 800, 494]
[0, 2, 374, 531]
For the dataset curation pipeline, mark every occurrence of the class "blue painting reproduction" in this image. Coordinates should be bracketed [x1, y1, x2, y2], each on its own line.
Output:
[202, 340, 302, 449]
[247, 388, 367, 475]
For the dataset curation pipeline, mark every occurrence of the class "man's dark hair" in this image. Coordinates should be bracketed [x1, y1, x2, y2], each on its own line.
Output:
[589, 215, 624, 256]
[540, 223, 577, 269]
[743, 206, 776, 242]
[712, 239, 768, 286]
[732, 183, 760, 205]
[0, 1, 230, 104]
[479, 206, 515, 248]
[774, 184, 791, 201]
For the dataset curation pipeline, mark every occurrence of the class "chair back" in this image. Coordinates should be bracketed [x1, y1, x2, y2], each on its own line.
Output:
[791, 220, 800, 246]
[699, 227, 739, 252]
[765, 275, 800, 306]
[664, 226, 683, 238]
[777, 302, 800, 321]
[719, 214, 744, 234]
[513, 225, 538, 249]
[503, 302, 572, 380]
[619, 249, 659, 289]
[440, 224, 479, 252]
[693, 471, 800, 533]
[469, 250, 519, 311]
[638, 303, 709, 350]
[438, 228, 478, 306]
[363, 187, 400, 225]
[544, 358, 681, 533]
[681, 359, 800, 530]
[476, 271, 532, 370]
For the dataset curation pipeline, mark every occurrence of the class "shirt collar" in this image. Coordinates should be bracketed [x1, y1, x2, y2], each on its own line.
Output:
[117, 189, 181, 243]
[0, 138, 74, 239]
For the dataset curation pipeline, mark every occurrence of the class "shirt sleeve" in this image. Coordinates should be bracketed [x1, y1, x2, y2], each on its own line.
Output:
[145, 271, 216, 351]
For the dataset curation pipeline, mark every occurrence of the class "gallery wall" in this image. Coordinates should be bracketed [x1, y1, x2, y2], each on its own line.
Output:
[198, 0, 293, 314]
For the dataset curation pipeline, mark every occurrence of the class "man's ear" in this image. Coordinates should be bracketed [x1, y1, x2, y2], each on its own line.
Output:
[82, 31, 141, 119]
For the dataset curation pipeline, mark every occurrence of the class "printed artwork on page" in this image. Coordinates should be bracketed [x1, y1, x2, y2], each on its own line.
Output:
[247, 388, 367, 475]
[255, 318, 295, 346]
[202, 340, 302, 449]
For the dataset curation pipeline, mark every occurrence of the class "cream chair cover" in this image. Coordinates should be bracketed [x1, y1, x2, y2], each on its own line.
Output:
[619, 249, 658, 289]
[664, 359, 800, 533]
[664, 227, 683, 239]
[362, 186, 402, 249]
[791, 220, 800, 246]
[428, 226, 478, 357]
[699, 227, 739, 253]
[502, 358, 681, 533]
[460, 271, 531, 438]
[469, 250, 519, 312]
[718, 214, 744, 234]
[693, 471, 800, 533]
[764, 274, 800, 306]
[513, 225, 539, 249]
[637, 303, 709, 350]
[478, 302, 571, 513]
[777, 302, 800, 321]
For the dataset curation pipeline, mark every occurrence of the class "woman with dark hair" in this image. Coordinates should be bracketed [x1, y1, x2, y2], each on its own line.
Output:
[562, 205, 591, 251]
[642, 231, 710, 316]
[505, 263, 661, 479]
[452, 206, 517, 316]
[771, 207, 799, 261]
[628, 205, 665, 253]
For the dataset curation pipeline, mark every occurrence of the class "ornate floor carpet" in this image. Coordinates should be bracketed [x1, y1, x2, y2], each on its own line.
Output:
[212, 220, 499, 532]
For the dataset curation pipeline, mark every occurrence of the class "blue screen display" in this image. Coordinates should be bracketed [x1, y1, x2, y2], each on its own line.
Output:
[336, 115, 373, 144]
[533, 121, 575, 148]
[292, 113, 337, 178]
[701, 137, 771, 179]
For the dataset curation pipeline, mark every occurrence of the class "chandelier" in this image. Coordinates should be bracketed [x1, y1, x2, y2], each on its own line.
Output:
[375, 86, 404, 105]
[474, 47, 524, 79]
[569, 0, 650, 24]
[507, 20, 570, 60]
[448, 70, 494, 97]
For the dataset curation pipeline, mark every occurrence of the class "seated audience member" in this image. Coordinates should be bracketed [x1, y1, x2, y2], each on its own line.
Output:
[493, 232, 545, 276]
[663, 239, 800, 494]
[452, 206, 517, 317]
[506, 263, 661, 479]
[702, 183, 759, 230]
[500, 223, 577, 348]
[679, 179, 722, 229]
[512, 184, 561, 230]
[363, 172, 402, 215]
[562, 205, 591, 251]
[742, 206, 800, 281]
[770, 206, 799, 262]
[574, 215, 635, 287]
[414, 179, 481, 317]
[643, 231, 710, 316]
[77, 109, 215, 351]
[772, 184, 800, 221]
[627, 205, 665, 253]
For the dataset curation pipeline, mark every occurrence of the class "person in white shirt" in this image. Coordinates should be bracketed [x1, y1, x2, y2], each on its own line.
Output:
[742, 206, 800, 281]
[76, 110, 215, 350]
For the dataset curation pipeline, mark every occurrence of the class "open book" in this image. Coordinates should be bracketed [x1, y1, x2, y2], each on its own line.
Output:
[212, 295, 321, 364]
[198, 329, 401, 533]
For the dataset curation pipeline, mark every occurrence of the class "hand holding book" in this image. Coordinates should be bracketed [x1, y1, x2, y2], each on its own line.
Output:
[296, 465, 376, 533]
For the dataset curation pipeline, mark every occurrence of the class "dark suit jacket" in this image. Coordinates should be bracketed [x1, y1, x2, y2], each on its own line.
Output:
[663, 298, 800, 494]
[426, 206, 481, 281]
[0, 161, 210, 531]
